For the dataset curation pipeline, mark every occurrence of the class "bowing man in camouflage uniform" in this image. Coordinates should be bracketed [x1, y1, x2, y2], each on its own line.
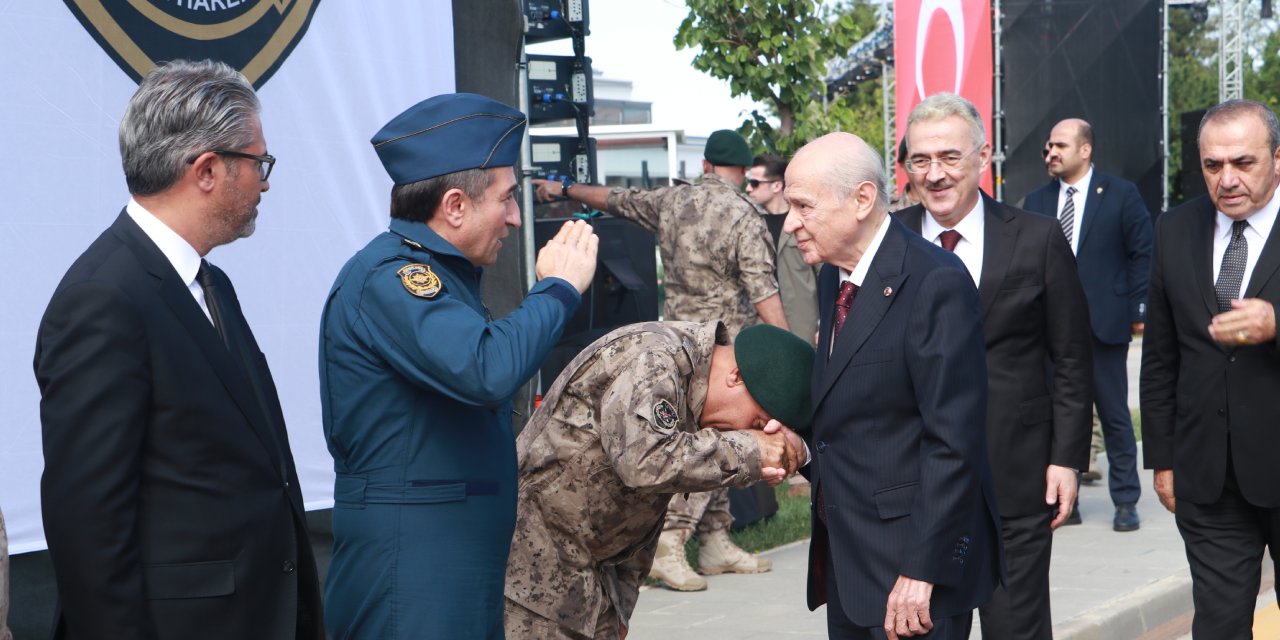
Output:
[504, 321, 813, 639]
[533, 130, 787, 590]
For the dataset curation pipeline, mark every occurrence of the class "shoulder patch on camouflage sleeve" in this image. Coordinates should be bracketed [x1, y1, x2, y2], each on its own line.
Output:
[397, 263, 443, 299]
[652, 399, 679, 432]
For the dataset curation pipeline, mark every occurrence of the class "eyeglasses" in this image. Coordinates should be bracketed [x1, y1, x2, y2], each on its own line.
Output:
[196, 149, 276, 181]
[746, 178, 780, 189]
[904, 146, 981, 174]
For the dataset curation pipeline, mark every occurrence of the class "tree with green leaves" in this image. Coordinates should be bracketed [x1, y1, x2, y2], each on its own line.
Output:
[674, 0, 883, 156]
[1168, 9, 1280, 204]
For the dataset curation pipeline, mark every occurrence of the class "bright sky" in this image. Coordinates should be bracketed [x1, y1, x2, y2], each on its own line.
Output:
[526, 0, 767, 136]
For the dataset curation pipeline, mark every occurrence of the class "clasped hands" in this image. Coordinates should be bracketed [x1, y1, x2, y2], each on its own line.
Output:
[744, 419, 806, 487]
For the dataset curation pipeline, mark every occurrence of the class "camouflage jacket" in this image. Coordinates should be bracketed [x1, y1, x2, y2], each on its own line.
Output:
[606, 173, 780, 337]
[504, 321, 763, 636]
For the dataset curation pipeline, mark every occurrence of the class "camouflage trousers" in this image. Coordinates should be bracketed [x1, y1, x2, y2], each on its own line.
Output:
[662, 487, 733, 533]
[0, 506, 11, 640]
[504, 597, 619, 640]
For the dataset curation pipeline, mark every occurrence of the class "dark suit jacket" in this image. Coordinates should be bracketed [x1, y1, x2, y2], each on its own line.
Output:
[34, 212, 322, 640]
[897, 195, 1093, 516]
[806, 217, 1001, 626]
[1024, 171, 1153, 345]
[1141, 195, 1280, 507]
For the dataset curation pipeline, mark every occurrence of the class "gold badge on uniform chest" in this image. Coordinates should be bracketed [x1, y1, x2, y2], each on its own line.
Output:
[397, 263, 443, 298]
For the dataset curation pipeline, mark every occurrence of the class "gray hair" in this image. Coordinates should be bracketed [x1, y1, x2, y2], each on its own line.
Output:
[390, 168, 495, 223]
[120, 59, 261, 195]
[1200, 99, 1280, 155]
[907, 92, 987, 149]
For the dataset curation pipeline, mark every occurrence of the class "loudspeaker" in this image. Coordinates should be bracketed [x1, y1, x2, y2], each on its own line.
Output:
[1179, 109, 1208, 203]
[534, 215, 659, 386]
[1001, 1, 1160, 213]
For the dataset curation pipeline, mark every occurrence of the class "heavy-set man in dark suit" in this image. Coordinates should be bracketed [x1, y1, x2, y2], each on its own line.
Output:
[785, 131, 1002, 639]
[1024, 118, 1152, 531]
[1142, 99, 1280, 638]
[896, 94, 1093, 640]
[33, 60, 323, 640]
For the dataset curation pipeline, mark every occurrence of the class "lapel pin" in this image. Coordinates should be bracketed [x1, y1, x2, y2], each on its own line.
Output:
[1096, 187, 1103, 194]
[883, 286, 893, 297]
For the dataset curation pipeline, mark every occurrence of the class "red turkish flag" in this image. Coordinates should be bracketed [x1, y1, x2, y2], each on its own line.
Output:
[894, 0, 994, 193]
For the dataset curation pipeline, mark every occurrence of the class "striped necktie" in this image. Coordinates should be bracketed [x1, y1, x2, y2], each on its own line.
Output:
[1060, 186, 1077, 244]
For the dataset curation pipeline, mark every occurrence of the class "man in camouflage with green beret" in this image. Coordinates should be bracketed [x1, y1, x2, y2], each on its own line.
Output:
[503, 322, 812, 639]
[534, 129, 789, 590]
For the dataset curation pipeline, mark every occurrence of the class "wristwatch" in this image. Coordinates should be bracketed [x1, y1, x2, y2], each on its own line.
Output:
[560, 176, 576, 197]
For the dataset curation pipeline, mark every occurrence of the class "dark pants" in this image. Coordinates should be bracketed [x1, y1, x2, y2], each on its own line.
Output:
[1176, 459, 1280, 639]
[979, 512, 1053, 640]
[824, 545, 973, 640]
[1093, 339, 1141, 505]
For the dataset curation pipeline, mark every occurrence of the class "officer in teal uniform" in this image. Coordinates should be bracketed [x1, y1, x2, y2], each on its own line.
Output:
[320, 93, 599, 639]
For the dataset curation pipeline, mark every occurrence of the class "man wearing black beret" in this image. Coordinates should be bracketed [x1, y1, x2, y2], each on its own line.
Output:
[320, 93, 599, 639]
[505, 322, 810, 638]
[534, 128, 788, 590]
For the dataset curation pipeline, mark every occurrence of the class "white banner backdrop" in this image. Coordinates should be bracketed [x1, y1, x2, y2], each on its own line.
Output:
[0, 1, 455, 554]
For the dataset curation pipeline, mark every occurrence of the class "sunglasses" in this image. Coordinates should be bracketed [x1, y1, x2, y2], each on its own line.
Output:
[746, 178, 780, 189]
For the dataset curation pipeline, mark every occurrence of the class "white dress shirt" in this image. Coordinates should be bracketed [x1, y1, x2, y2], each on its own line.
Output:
[831, 213, 893, 356]
[125, 198, 215, 324]
[921, 196, 986, 287]
[1212, 186, 1280, 298]
[1057, 165, 1094, 255]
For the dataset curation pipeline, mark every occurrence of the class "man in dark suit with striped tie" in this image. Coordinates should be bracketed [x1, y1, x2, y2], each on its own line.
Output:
[786, 131, 1001, 639]
[1024, 118, 1152, 531]
[1142, 99, 1280, 638]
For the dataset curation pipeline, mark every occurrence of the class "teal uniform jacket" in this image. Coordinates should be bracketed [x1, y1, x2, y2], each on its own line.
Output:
[319, 218, 579, 639]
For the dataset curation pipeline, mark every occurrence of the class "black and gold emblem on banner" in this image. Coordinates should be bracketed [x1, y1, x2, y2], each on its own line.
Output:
[62, 0, 322, 89]
[398, 264, 443, 299]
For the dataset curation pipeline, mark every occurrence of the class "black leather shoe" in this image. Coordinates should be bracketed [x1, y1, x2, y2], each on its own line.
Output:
[1113, 503, 1140, 532]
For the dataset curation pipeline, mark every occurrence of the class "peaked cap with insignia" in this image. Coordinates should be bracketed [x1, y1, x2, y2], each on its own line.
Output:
[372, 92, 528, 185]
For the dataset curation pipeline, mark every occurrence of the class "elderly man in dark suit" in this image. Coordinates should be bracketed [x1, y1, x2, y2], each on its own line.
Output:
[34, 59, 322, 640]
[1142, 99, 1280, 638]
[896, 94, 1093, 640]
[786, 131, 1001, 639]
[1024, 118, 1152, 531]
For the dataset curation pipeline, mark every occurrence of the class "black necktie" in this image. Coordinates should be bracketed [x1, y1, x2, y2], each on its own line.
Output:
[1215, 220, 1250, 313]
[197, 260, 232, 350]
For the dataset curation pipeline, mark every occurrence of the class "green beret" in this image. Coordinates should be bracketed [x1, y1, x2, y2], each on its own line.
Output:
[735, 325, 815, 431]
[704, 129, 754, 167]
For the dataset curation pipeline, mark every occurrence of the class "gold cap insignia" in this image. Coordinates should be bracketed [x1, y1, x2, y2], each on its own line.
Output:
[397, 263, 443, 299]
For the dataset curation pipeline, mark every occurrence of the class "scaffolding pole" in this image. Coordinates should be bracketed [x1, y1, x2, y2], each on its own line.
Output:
[1161, 1, 1171, 212]
[883, 61, 896, 194]
[992, 0, 1005, 200]
[1220, 0, 1245, 101]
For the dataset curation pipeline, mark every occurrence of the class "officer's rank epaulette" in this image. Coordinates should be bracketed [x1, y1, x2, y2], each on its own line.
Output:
[397, 263, 443, 299]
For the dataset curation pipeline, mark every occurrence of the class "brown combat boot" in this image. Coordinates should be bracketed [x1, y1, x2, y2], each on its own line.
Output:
[648, 529, 707, 591]
[697, 529, 772, 575]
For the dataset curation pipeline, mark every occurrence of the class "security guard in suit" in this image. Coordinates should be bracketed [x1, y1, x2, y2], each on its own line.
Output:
[320, 93, 599, 639]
